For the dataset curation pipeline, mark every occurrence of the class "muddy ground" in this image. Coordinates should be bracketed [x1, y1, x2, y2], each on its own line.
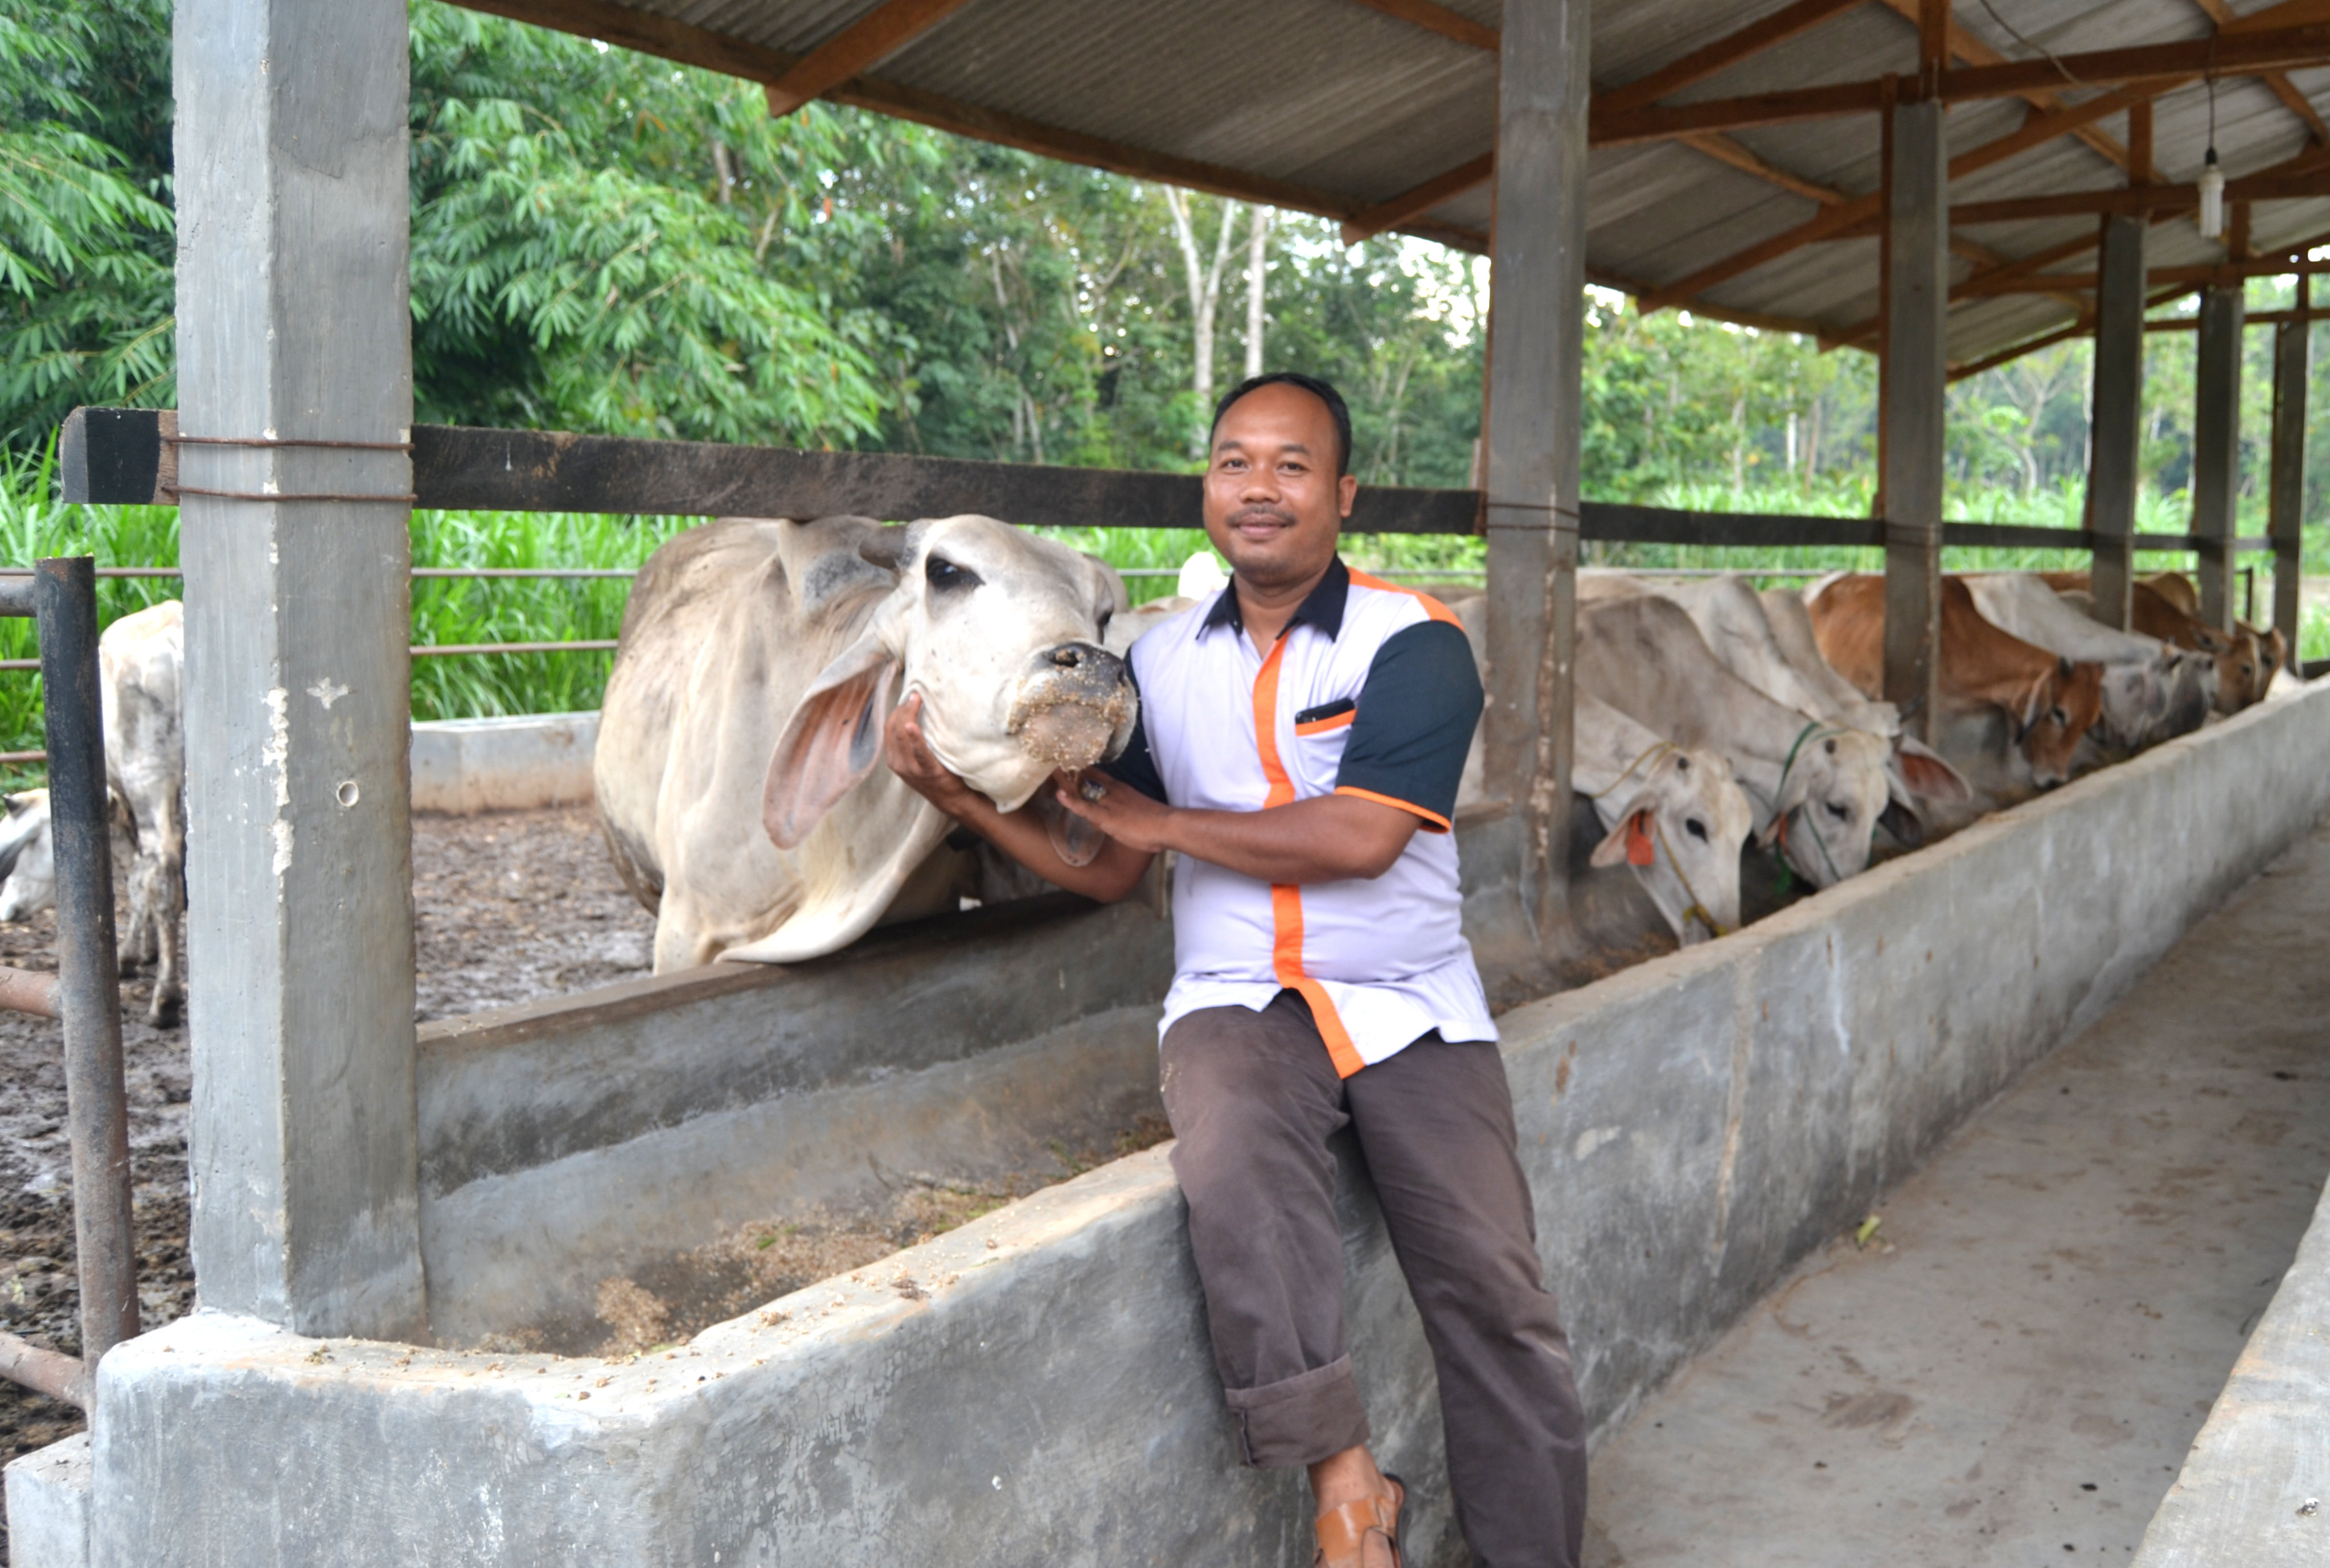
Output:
[0, 805, 1168, 1538]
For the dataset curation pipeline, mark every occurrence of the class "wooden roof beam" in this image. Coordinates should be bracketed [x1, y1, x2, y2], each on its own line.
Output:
[1596, 0, 1868, 116]
[1967, 255, 2330, 292]
[764, 0, 977, 117]
[1341, 154, 1493, 244]
[1342, 0, 1499, 53]
[1591, 27, 2330, 145]
[1638, 82, 2159, 313]
[1822, 232, 2100, 348]
[1874, 0, 2131, 173]
[2187, 0, 2330, 143]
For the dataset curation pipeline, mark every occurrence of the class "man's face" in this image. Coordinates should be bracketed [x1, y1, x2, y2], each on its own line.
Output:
[1201, 383, 1357, 592]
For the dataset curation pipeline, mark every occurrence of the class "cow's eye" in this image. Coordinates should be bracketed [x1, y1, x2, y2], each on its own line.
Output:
[925, 555, 981, 592]
[2050, 706, 2068, 726]
[1825, 802, 1850, 823]
[1685, 818, 1708, 842]
[1097, 607, 1113, 639]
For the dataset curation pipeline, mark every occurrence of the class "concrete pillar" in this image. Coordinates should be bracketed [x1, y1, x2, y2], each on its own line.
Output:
[2269, 295, 2309, 671]
[2087, 215, 2147, 631]
[174, 0, 425, 1339]
[1482, 0, 1589, 943]
[1882, 97, 1947, 737]
[2193, 284, 2245, 630]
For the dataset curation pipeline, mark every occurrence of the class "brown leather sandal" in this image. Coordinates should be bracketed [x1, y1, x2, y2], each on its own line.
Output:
[1312, 1473, 1405, 1568]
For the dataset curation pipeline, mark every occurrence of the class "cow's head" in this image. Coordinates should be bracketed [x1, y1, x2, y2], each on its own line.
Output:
[2013, 656, 2105, 787]
[2147, 648, 2214, 744]
[2091, 656, 2171, 752]
[1588, 745, 1753, 944]
[0, 790, 54, 923]
[1761, 725, 1892, 889]
[764, 516, 1135, 849]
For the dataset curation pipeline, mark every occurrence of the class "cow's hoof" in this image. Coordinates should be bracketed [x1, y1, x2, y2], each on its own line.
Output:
[146, 996, 182, 1030]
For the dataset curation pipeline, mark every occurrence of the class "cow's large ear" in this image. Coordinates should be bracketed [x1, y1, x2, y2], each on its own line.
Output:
[1891, 737, 1971, 803]
[1876, 797, 1925, 849]
[763, 635, 901, 850]
[1590, 801, 1654, 869]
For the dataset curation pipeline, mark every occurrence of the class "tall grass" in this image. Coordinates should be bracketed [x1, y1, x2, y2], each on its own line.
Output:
[0, 449, 2318, 792]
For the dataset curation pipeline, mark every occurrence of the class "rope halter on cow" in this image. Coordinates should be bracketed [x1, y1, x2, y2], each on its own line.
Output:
[1586, 740, 1731, 940]
[1774, 720, 1846, 886]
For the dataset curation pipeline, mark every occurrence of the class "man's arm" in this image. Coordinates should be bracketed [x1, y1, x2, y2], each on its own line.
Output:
[883, 694, 1419, 898]
[1055, 777, 1420, 884]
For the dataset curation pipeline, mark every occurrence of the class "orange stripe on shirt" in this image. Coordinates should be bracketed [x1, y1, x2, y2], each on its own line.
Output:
[1346, 568, 1463, 627]
[1334, 784, 1452, 833]
[1253, 634, 1368, 1078]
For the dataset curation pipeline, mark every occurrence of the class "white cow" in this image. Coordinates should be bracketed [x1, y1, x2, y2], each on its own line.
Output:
[1581, 574, 1970, 844]
[1959, 573, 2210, 750]
[1442, 592, 1754, 943]
[0, 791, 53, 923]
[0, 601, 185, 1026]
[1577, 594, 1927, 888]
[596, 515, 1135, 971]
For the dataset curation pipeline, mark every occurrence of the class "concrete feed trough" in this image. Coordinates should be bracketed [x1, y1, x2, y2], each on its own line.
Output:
[10, 676, 2324, 1563]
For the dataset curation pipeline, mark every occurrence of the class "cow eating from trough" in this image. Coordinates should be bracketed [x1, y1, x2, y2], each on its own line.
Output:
[594, 515, 1136, 971]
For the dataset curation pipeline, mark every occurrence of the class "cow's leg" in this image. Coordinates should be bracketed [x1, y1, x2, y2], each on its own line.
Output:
[113, 806, 153, 975]
[140, 799, 186, 1028]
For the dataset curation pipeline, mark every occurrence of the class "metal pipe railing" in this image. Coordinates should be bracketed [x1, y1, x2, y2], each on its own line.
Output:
[0, 559, 137, 1407]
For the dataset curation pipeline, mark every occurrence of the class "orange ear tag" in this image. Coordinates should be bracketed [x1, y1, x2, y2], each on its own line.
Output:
[1626, 811, 1656, 868]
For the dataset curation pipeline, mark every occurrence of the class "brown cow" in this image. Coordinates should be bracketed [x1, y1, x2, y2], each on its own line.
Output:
[1808, 575, 2106, 789]
[2041, 572, 2265, 713]
[2133, 572, 2284, 704]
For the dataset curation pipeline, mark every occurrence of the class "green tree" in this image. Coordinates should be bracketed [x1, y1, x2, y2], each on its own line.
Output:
[408, 3, 891, 447]
[0, 0, 174, 450]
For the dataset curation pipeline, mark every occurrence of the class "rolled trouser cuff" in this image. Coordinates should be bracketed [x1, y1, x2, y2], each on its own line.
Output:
[1221, 1355, 1371, 1469]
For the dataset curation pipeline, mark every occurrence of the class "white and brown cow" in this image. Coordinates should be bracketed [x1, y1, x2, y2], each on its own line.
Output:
[596, 515, 1135, 971]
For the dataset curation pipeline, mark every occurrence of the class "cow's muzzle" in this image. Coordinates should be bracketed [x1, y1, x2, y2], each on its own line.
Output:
[1008, 642, 1136, 770]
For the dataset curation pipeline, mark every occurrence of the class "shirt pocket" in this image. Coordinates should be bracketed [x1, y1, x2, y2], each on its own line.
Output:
[1291, 697, 1356, 791]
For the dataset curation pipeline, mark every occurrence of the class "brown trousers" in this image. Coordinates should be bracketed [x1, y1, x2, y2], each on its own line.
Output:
[1160, 992, 1587, 1568]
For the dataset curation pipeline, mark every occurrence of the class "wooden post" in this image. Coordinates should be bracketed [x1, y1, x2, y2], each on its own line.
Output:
[2193, 284, 2246, 630]
[2087, 213, 2147, 630]
[1482, 0, 1589, 945]
[2270, 276, 2310, 670]
[1882, 92, 1948, 737]
[175, 0, 426, 1338]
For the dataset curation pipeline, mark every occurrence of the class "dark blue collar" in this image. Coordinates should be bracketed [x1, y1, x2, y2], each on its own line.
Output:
[1198, 555, 1349, 642]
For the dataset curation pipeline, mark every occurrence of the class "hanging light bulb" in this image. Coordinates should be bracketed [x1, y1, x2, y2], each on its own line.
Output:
[2200, 147, 2226, 239]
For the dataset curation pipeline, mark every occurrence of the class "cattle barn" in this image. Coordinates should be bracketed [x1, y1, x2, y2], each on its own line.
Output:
[22, 0, 2330, 1562]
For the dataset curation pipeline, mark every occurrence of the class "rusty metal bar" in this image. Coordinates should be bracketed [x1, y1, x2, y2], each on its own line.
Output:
[0, 1327, 86, 1406]
[36, 557, 138, 1368]
[408, 640, 619, 658]
[0, 964, 62, 1017]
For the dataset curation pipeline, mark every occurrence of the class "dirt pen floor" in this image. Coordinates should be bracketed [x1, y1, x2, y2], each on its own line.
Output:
[0, 807, 1170, 1543]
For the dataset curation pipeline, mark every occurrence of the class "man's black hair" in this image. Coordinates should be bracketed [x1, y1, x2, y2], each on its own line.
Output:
[1209, 372, 1354, 478]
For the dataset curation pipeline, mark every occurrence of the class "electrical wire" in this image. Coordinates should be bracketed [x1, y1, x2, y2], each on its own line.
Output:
[1972, 0, 2087, 91]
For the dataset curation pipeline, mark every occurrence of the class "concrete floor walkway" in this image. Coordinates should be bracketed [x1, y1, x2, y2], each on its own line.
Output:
[1585, 816, 2330, 1567]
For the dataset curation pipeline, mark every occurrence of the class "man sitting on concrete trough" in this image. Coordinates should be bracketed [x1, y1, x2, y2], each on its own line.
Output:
[884, 372, 1586, 1568]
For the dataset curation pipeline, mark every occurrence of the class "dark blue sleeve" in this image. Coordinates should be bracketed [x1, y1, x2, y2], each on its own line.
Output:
[1334, 619, 1481, 830]
[1097, 666, 1167, 803]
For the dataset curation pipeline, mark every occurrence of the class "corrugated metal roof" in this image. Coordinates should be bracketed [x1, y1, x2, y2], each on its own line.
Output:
[475, 0, 2330, 365]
